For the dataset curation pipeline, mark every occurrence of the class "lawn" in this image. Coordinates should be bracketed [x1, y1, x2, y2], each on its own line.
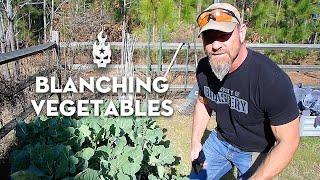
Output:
[156, 111, 320, 179]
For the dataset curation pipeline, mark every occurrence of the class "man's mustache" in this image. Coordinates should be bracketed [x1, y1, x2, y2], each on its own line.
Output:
[208, 51, 233, 61]
[208, 51, 227, 56]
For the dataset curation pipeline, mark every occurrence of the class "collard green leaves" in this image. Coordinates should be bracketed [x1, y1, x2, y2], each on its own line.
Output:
[10, 112, 185, 179]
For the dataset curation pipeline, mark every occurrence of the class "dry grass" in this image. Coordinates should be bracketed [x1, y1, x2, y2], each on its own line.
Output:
[155, 104, 320, 179]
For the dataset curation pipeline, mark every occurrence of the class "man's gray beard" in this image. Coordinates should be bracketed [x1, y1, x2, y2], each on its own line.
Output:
[208, 55, 232, 81]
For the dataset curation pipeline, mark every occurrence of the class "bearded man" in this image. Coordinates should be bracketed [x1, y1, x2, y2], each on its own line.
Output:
[189, 3, 300, 180]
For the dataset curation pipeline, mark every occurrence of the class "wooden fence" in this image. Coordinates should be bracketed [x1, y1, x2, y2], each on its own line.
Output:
[0, 32, 319, 139]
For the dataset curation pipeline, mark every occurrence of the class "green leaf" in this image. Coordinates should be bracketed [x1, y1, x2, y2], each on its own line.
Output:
[122, 162, 141, 176]
[25, 165, 45, 177]
[107, 159, 119, 176]
[148, 174, 158, 180]
[96, 145, 112, 154]
[159, 149, 175, 165]
[61, 177, 74, 180]
[89, 120, 102, 134]
[115, 117, 134, 132]
[16, 121, 28, 140]
[39, 115, 48, 121]
[117, 172, 131, 180]
[77, 135, 86, 148]
[66, 127, 76, 136]
[10, 171, 40, 180]
[77, 159, 89, 171]
[145, 128, 163, 143]
[94, 128, 104, 142]
[134, 137, 145, 146]
[157, 166, 165, 179]
[97, 117, 113, 129]
[62, 117, 78, 127]
[76, 147, 95, 160]
[75, 168, 100, 180]
[70, 156, 79, 165]
[149, 155, 161, 165]
[78, 125, 91, 137]
[149, 145, 167, 165]
[10, 150, 30, 171]
[130, 146, 143, 163]
[56, 156, 69, 178]
[116, 153, 130, 168]
[48, 128, 58, 138]
[48, 118, 58, 127]
[70, 163, 77, 174]
[151, 145, 166, 157]
[113, 136, 127, 155]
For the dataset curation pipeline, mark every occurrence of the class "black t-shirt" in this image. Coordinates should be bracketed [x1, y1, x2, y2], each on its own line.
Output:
[196, 48, 299, 152]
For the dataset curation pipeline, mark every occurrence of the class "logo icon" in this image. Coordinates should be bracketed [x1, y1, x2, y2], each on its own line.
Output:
[92, 31, 111, 68]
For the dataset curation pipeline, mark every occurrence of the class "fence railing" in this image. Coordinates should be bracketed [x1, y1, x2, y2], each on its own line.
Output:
[60, 41, 320, 90]
[60, 41, 320, 50]
[0, 32, 60, 140]
[64, 64, 320, 73]
[1, 36, 319, 140]
[0, 42, 57, 65]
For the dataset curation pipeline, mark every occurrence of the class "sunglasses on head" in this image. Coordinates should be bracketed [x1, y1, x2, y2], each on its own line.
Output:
[197, 9, 240, 28]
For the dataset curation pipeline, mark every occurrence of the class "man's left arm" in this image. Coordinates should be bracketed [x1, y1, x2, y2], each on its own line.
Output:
[251, 117, 300, 180]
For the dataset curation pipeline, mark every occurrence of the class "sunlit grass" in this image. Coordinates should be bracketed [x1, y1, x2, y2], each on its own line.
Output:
[278, 137, 320, 180]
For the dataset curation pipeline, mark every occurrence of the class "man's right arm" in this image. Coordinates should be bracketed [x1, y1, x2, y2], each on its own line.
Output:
[190, 95, 212, 161]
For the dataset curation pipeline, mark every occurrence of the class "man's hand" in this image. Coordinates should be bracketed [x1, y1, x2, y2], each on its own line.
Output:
[190, 141, 202, 161]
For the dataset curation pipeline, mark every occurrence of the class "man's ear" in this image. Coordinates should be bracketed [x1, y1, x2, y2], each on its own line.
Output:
[239, 24, 247, 43]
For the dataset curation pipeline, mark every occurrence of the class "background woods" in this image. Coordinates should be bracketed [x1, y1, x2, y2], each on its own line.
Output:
[0, 0, 318, 49]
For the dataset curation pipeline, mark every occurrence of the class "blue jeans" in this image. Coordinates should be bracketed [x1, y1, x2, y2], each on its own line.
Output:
[189, 131, 264, 180]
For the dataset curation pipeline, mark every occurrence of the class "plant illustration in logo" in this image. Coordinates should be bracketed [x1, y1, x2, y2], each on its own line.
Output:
[92, 31, 111, 68]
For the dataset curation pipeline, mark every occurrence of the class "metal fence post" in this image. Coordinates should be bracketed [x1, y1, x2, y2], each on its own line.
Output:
[157, 27, 163, 100]
[146, 25, 152, 101]
[184, 43, 190, 90]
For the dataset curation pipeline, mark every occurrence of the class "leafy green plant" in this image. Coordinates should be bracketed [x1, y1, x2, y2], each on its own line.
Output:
[10, 101, 187, 179]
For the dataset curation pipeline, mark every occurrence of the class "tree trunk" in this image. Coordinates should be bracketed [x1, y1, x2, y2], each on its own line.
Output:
[241, 0, 245, 24]
[6, 0, 15, 51]
[152, 9, 156, 43]
[43, 0, 47, 42]
[0, 9, 6, 53]
[76, 0, 79, 14]
[178, 0, 182, 21]
[276, 0, 282, 24]
[100, 0, 102, 19]
[83, 0, 86, 12]
[0, 5, 9, 79]
[50, 0, 54, 38]
[6, 0, 19, 79]
[197, 0, 202, 14]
